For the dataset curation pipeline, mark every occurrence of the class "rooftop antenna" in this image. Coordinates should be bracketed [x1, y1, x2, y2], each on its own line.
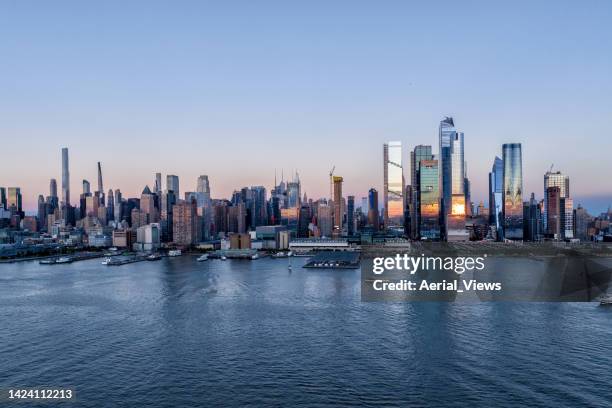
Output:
[329, 165, 335, 200]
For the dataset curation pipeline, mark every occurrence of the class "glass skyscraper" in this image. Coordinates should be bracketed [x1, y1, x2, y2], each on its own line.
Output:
[419, 159, 440, 240]
[438, 117, 455, 220]
[61, 147, 70, 206]
[447, 131, 467, 241]
[166, 175, 179, 197]
[368, 188, 379, 232]
[410, 145, 433, 239]
[488, 156, 503, 238]
[383, 141, 404, 229]
[502, 143, 523, 240]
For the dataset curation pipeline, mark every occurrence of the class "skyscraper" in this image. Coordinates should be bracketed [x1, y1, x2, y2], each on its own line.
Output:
[368, 188, 379, 232]
[167, 175, 179, 197]
[97, 162, 104, 195]
[82, 180, 91, 195]
[447, 131, 467, 241]
[49, 178, 57, 199]
[383, 141, 404, 229]
[523, 192, 542, 242]
[0, 187, 6, 210]
[545, 186, 561, 238]
[488, 156, 503, 238]
[419, 160, 440, 240]
[560, 197, 574, 240]
[347, 195, 355, 236]
[37, 195, 46, 230]
[154, 173, 162, 194]
[7, 187, 22, 214]
[317, 204, 333, 237]
[297, 204, 311, 238]
[114, 189, 122, 222]
[250, 186, 267, 228]
[197, 175, 210, 194]
[173, 199, 199, 246]
[61, 147, 70, 205]
[438, 117, 455, 223]
[410, 145, 433, 239]
[286, 172, 301, 208]
[502, 143, 523, 240]
[332, 176, 343, 236]
[140, 185, 158, 223]
[543, 171, 569, 232]
[107, 189, 115, 221]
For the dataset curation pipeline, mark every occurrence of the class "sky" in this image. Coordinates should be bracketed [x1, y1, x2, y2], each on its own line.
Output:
[1, 1, 611, 213]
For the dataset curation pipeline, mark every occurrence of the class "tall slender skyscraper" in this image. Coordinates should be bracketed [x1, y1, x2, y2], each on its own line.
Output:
[61, 147, 70, 205]
[368, 188, 379, 232]
[97, 162, 103, 194]
[154, 173, 162, 194]
[114, 189, 122, 222]
[332, 176, 343, 236]
[107, 189, 115, 221]
[447, 131, 467, 241]
[488, 156, 503, 237]
[502, 143, 523, 240]
[383, 141, 404, 229]
[438, 117, 455, 221]
[347, 195, 355, 236]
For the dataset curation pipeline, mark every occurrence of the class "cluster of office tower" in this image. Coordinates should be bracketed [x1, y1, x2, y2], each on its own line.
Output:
[0, 122, 607, 245]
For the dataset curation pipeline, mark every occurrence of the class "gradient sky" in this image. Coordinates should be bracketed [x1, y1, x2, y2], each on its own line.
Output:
[1, 1, 611, 213]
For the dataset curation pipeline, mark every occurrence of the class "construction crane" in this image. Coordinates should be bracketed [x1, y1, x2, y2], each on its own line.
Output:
[329, 166, 335, 201]
[549, 163, 554, 173]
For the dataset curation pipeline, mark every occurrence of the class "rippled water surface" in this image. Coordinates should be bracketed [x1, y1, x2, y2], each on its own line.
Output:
[1, 256, 612, 407]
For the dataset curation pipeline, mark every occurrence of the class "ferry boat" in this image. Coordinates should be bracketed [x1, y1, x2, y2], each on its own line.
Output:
[197, 254, 209, 262]
[101, 257, 112, 265]
[55, 257, 73, 264]
[600, 295, 612, 306]
[168, 250, 182, 257]
[39, 258, 56, 265]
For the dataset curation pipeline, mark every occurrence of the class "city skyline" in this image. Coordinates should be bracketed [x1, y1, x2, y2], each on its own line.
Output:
[3, 135, 612, 216]
[1, 2, 611, 212]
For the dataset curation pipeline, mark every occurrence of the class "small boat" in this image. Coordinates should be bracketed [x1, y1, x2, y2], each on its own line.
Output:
[101, 257, 112, 265]
[39, 259, 56, 265]
[251, 254, 259, 260]
[55, 257, 73, 264]
[273, 252, 287, 258]
[221, 256, 227, 261]
[147, 254, 162, 261]
[168, 250, 182, 257]
[600, 295, 612, 306]
[197, 254, 209, 262]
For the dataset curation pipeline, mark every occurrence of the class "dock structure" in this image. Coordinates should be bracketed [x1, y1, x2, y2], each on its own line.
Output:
[303, 252, 360, 269]
[209, 249, 259, 259]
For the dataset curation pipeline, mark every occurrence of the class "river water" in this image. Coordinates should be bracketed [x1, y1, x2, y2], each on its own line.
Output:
[1, 256, 611, 407]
